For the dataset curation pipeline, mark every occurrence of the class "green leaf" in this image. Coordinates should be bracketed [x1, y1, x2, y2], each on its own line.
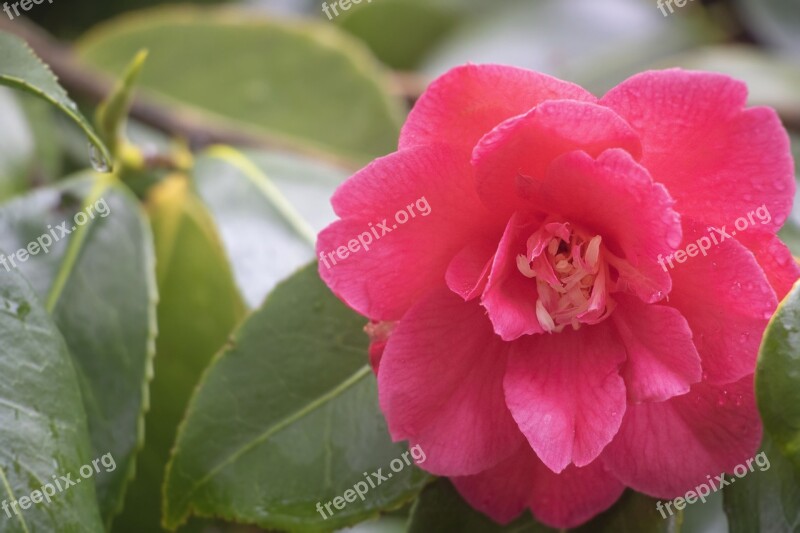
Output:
[0, 174, 157, 527]
[96, 49, 149, 158]
[778, 134, 800, 256]
[0, 265, 104, 532]
[723, 435, 800, 532]
[334, 0, 461, 70]
[76, 6, 405, 164]
[0, 31, 112, 172]
[114, 174, 246, 533]
[191, 146, 348, 308]
[651, 45, 800, 123]
[0, 88, 37, 199]
[421, 0, 721, 93]
[757, 280, 800, 469]
[0, 88, 62, 201]
[735, 0, 800, 55]
[15, 91, 64, 182]
[163, 264, 429, 531]
[679, 489, 727, 533]
[408, 479, 553, 533]
[26, 0, 230, 38]
[573, 491, 682, 532]
[408, 479, 682, 532]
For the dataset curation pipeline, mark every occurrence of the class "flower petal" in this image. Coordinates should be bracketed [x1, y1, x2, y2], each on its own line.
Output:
[445, 237, 499, 301]
[452, 444, 625, 529]
[503, 322, 627, 473]
[601, 69, 794, 232]
[528, 455, 625, 529]
[481, 212, 546, 340]
[601, 376, 762, 498]
[668, 219, 777, 385]
[365, 321, 395, 374]
[318, 145, 501, 321]
[613, 294, 702, 403]
[473, 100, 642, 214]
[529, 149, 680, 303]
[735, 230, 800, 301]
[451, 445, 537, 525]
[378, 289, 524, 476]
[400, 64, 596, 155]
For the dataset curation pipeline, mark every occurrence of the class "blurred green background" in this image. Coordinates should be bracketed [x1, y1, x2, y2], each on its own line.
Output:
[1, 0, 799, 532]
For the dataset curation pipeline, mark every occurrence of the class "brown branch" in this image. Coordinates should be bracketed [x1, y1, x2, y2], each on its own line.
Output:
[0, 17, 424, 169]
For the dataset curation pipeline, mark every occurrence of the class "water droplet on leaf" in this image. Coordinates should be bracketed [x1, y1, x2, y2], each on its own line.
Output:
[0, 295, 30, 320]
[88, 144, 112, 173]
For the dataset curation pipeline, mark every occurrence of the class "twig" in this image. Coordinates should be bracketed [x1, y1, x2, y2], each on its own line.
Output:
[0, 17, 425, 169]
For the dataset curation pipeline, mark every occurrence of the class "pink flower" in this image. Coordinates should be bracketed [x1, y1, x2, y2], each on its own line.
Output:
[317, 65, 799, 528]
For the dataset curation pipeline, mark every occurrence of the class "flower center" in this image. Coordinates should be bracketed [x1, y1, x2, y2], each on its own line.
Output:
[516, 222, 614, 333]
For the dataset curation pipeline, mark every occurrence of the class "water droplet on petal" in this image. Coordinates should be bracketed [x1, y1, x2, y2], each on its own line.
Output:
[666, 227, 682, 249]
[716, 389, 730, 406]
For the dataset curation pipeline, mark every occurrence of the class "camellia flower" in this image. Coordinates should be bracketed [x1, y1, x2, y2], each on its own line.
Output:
[317, 65, 799, 528]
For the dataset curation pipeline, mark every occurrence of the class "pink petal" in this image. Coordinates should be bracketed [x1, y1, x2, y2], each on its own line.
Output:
[365, 321, 395, 374]
[445, 237, 499, 301]
[368, 341, 385, 374]
[528, 455, 625, 529]
[481, 212, 545, 341]
[529, 149, 681, 303]
[400, 64, 596, 155]
[503, 322, 627, 473]
[735, 230, 800, 300]
[613, 294, 702, 403]
[318, 145, 502, 321]
[473, 100, 642, 214]
[601, 376, 762, 498]
[668, 219, 777, 385]
[452, 444, 625, 529]
[451, 445, 538, 525]
[601, 69, 794, 232]
[378, 289, 524, 476]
